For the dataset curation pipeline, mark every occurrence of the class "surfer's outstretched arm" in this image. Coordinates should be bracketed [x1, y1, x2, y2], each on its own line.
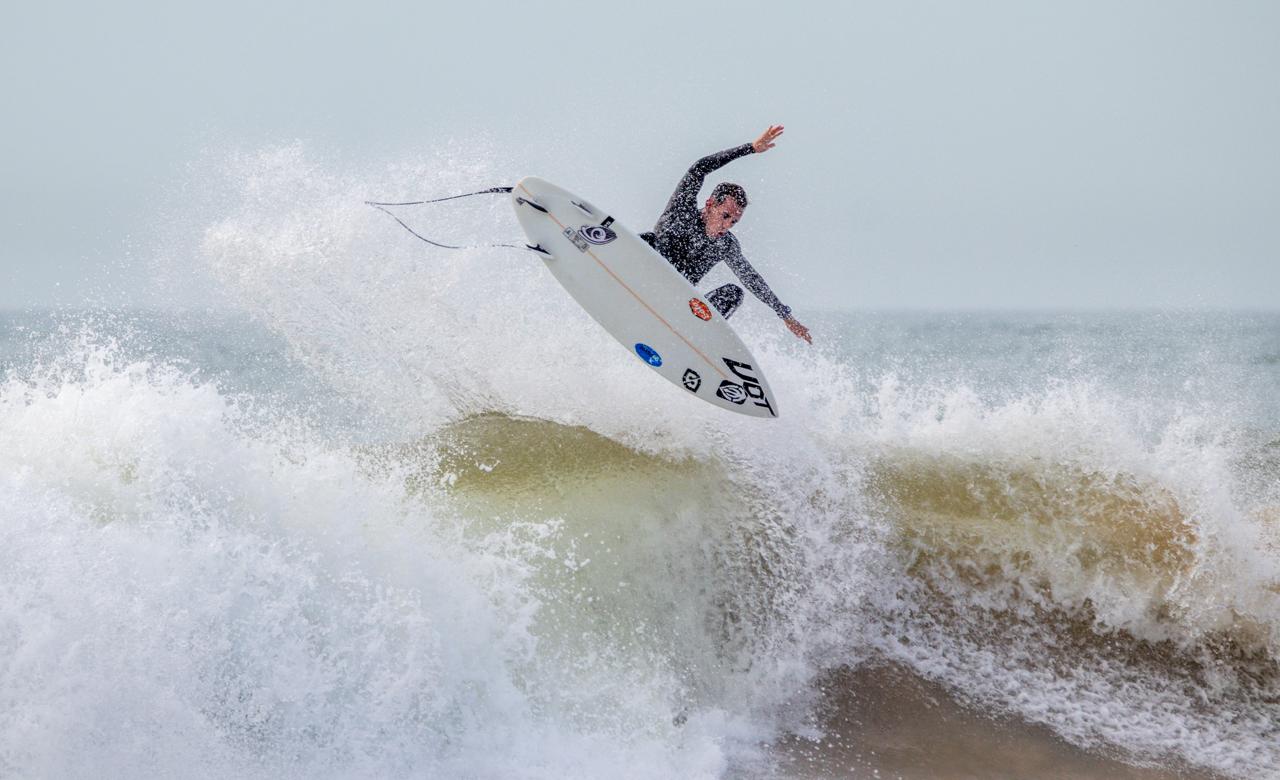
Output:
[674, 126, 785, 202]
[672, 144, 755, 206]
[723, 239, 813, 344]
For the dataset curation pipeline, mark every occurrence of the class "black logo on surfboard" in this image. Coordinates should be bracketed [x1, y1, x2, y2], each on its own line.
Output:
[682, 369, 701, 393]
[716, 380, 746, 403]
[578, 225, 616, 245]
[719, 358, 776, 416]
[564, 224, 616, 252]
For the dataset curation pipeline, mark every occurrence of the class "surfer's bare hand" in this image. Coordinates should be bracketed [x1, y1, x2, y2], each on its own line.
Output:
[752, 125, 784, 154]
[785, 316, 812, 344]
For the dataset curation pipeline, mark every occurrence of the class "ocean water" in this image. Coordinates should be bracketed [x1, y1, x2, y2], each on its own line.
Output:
[2, 148, 1278, 778]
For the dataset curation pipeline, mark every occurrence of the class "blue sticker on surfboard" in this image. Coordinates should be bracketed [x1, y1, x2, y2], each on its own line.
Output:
[634, 343, 662, 366]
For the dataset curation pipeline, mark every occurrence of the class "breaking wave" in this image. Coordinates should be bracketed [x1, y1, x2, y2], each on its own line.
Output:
[3, 142, 1277, 778]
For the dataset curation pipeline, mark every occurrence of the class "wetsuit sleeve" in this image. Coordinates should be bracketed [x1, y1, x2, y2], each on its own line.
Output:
[724, 239, 792, 319]
[671, 144, 755, 204]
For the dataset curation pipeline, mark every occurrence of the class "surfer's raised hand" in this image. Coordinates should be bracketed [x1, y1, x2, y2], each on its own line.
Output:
[752, 125, 784, 154]
[785, 316, 812, 344]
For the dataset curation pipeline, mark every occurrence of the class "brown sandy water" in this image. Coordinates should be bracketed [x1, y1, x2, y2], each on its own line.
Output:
[386, 414, 1271, 778]
[763, 664, 1224, 780]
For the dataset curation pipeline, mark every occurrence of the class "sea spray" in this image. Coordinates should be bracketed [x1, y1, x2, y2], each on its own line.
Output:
[2, 141, 1277, 778]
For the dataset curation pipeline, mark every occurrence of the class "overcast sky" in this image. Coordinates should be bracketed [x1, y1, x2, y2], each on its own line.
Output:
[2, 0, 1277, 310]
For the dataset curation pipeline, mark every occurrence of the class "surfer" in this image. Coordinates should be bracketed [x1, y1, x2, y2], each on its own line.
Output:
[641, 125, 812, 344]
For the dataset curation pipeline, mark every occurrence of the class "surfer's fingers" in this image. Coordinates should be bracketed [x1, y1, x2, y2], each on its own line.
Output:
[753, 125, 784, 153]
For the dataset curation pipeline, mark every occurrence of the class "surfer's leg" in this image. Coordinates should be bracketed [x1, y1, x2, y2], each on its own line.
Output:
[706, 283, 744, 319]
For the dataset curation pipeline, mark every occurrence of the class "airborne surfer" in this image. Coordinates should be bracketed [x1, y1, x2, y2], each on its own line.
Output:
[640, 125, 812, 344]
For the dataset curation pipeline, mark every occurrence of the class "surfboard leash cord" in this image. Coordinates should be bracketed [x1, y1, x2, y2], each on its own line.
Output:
[366, 186, 546, 254]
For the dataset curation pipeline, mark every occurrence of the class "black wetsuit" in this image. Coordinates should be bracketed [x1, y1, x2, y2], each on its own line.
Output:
[640, 144, 791, 320]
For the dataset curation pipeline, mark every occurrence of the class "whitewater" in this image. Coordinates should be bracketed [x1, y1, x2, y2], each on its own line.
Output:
[2, 144, 1278, 778]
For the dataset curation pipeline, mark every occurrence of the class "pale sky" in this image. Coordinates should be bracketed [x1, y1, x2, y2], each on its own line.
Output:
[2, 0, 1277, 310]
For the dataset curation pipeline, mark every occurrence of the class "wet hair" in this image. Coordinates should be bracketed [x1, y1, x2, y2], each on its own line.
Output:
[711, 182, 748, 209]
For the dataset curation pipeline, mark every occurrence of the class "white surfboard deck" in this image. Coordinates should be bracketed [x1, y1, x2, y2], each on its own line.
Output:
[511, 176, 779, 419]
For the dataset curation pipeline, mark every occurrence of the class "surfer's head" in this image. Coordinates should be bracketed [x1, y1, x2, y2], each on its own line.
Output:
[702, 183, 748, 238]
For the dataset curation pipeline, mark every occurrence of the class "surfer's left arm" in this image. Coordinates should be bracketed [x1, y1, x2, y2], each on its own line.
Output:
[724, 242, 813, 344]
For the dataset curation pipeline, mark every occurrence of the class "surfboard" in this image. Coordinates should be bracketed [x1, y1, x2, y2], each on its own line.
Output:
[511, 177, 779, 418]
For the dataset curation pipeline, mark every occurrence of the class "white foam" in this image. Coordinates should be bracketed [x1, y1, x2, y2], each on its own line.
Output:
[0, 341, 739, 778]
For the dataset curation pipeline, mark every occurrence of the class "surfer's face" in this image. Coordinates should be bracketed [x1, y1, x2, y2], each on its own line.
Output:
[702, 197, 744, 238]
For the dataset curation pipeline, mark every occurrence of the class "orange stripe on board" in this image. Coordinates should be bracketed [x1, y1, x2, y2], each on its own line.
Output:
[519, 183, 729, 381]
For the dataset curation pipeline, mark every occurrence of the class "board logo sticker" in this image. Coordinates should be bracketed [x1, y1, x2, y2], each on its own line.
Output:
[578, 225, 617, 245]
[563, 226, 588, 251]
[716, 381, 747, 404]
[681, 368, 701, 392]
[688, 298, 712, 321]
[721, 357, 777, 416]
[634, 343, 662, 367]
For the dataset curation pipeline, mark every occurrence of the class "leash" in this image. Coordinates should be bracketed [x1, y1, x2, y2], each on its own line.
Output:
[366, 186, 543, 252]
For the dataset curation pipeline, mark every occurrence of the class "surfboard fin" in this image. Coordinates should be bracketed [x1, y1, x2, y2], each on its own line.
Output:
[515, 196, 549, 214]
